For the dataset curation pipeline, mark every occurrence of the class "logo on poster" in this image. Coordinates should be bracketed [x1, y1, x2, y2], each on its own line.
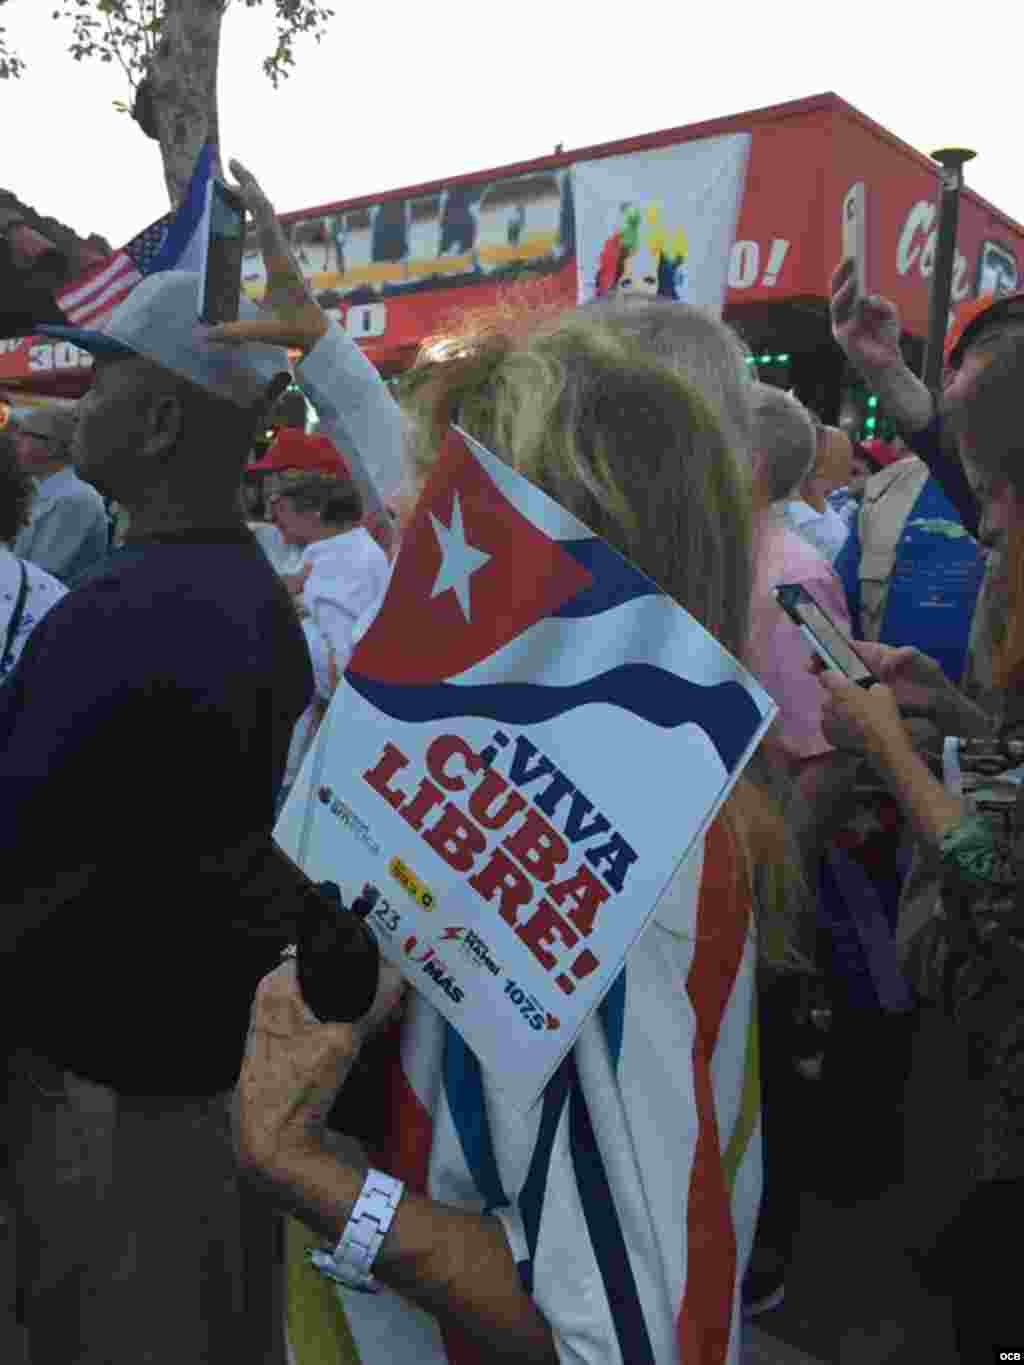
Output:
[402, 935, 464, 1003]
[440, 926, 502, 976]
[317, 786, 380, 855]
[389, 856, 436, 909]
[358, 884, 401, 935]
[503, 977, 560, 1032]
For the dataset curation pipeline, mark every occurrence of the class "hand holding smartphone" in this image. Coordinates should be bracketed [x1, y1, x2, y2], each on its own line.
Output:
[841, 181, 868, 303]
[198, 178, 246, 324]
[774, 583, 878, 689]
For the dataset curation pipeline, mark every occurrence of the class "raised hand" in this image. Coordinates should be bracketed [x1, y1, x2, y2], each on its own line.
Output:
[830, 258, 903, 373]
[205, 159, 328, 357]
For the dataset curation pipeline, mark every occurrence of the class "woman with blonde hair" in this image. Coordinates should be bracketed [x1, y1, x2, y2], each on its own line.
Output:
[225, 171, 803, 1365]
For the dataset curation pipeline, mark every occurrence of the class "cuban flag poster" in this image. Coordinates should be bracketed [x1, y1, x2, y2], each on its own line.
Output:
[276, 426, 776, 1108]
[574, 132, 750, 310]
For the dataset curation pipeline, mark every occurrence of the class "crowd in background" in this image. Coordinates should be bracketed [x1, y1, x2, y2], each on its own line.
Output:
[2, 162, 1023, 1365]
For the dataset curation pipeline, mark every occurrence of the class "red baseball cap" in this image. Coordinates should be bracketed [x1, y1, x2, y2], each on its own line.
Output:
[945, 290, 1024, 370]
[248, 429, 350, 477]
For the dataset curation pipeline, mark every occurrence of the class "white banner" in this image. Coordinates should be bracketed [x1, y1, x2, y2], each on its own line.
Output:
[276, 426, 775, 1108]
[574, 133, 751, 310]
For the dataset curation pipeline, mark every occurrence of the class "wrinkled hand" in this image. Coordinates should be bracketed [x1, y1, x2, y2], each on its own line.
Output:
[847, 641, 951, 712]
[234, 958, 406, 1177]
[807, 638, 948, 711]
[205, 158, 328, 356]
[817, 671, 909, 760]
[830, 258, 903, 374]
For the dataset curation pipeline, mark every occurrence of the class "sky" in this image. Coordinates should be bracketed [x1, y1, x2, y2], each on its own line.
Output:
[1, 0, 1020, 249]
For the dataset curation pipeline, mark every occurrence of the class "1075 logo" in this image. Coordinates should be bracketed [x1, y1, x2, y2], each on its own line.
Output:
[504, 978, 560, 1032]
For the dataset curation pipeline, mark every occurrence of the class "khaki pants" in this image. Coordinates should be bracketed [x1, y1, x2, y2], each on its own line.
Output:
[4, 1050, 285, 1365]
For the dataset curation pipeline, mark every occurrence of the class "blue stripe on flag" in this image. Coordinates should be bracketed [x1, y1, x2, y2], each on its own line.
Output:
[347, 666, 762, 771]
[598, 968, 626, 1071]
[517, 1054, 573, 1296]
[148, 142, 215, 274]
[554, 539, 662, 618]
[442, 1024, 509, 1212]
[569, 1057, 657, 1365]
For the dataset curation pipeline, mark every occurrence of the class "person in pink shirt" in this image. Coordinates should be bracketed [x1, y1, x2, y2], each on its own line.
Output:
[746, 385, 853, 771]
[743, 386, 859, 1317]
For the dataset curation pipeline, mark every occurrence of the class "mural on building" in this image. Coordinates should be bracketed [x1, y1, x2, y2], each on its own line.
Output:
[245, 170, 576, 308]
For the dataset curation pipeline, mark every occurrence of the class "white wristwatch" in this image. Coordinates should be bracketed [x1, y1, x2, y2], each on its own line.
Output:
[306, 1168, 405, 1293]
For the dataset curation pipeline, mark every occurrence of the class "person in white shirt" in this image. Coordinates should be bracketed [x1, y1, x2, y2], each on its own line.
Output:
[271, 470, 390, 803]
[247, 427, 356, 576]
[0, 430, 65, 678]
[12, 405, 108, 584]
[783, 424, 855, 563]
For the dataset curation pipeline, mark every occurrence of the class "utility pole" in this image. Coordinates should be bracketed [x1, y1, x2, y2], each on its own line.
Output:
[922, 147, 976, 391]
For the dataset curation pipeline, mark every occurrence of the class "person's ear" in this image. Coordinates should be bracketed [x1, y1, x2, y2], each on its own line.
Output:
[141, 391, 185, 463]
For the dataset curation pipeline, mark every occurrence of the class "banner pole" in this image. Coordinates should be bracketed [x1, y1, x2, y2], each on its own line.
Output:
[921, 147, 976, 392]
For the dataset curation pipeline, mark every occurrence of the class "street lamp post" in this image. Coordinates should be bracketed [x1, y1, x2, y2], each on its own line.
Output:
[922, 147, 977, 392]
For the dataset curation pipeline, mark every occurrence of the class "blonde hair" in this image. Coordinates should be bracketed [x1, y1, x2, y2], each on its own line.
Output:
[402, 307, 808, 967]
[577, 296, 754, 466]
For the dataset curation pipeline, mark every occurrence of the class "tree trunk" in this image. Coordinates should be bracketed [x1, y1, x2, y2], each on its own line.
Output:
[146, 0, 226, 207]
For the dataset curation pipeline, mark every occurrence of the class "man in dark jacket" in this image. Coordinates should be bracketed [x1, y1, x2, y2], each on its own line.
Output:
[0, 270, 333, 1363]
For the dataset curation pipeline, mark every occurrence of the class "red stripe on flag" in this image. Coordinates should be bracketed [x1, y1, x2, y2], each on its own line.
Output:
[367, 1022, 432, 1196]
[59, 254, 139, 324]
[70, 279, 139, 330]
[57, 256, 119, 309]
[677, 815, 750, 1364]
[59, 254, 129, 309]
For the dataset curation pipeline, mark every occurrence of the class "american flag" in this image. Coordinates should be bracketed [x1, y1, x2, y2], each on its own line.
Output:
[56, 212, 176, 330]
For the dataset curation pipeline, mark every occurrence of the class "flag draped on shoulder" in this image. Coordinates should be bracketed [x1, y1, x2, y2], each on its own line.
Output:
[277, 424, 768, 1362]
[53, 143, 216, 331]
[285, 830, 761, 1365]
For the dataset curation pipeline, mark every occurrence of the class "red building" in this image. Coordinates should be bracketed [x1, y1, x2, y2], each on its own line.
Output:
[4, 91, 1022, 432]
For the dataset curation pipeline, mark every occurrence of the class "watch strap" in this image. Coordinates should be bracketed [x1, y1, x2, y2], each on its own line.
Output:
[306, 1168, 404, 1293]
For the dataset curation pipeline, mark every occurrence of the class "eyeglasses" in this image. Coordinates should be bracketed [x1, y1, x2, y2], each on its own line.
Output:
[262, 471, 308, 498]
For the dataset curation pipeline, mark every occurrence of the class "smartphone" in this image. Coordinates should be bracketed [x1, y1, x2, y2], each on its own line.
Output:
[197, 179, 246, 324]
[774, 582, 877, 688]
[841, 182, 868, 302]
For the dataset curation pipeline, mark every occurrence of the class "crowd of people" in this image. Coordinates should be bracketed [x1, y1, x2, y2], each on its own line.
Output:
[1, 157, 1022, 1365]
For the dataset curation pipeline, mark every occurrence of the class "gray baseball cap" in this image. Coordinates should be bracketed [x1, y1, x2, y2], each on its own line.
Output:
[36, 271, 291, 407]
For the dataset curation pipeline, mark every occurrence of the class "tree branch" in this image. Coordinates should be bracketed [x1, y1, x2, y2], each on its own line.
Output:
[104, 5, 136, 86]
[0, 26, 26, 80]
